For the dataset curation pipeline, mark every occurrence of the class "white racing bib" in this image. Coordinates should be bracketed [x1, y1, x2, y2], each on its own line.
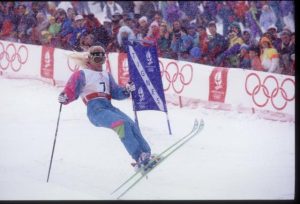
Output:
[80, 69, 110, 99]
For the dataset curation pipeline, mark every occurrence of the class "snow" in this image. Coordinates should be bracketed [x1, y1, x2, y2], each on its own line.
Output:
[0, 77, 294, 200]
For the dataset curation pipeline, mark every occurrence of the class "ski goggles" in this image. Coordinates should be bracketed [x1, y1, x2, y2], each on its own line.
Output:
[89, 51, 105, 63]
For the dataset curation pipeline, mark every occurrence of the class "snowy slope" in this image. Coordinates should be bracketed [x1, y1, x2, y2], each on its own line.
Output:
[0, 77, 295, 200]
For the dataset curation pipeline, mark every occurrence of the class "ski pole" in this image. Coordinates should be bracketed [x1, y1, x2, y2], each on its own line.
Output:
[47, 103, 63, 182]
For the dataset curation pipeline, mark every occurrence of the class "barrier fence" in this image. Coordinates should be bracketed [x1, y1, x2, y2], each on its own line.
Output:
[0, 40, 294, 122]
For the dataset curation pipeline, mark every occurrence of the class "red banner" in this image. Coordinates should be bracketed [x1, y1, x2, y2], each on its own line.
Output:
[40, 46, 54, 78]
[118, 52, 130, 86]
[209, 67, 228, 102]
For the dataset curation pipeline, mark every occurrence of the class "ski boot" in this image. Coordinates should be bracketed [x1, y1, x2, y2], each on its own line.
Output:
[131, 153, 162, 173]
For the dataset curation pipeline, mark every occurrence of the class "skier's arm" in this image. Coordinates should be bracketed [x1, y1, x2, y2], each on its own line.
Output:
[60, 70, 86, 104]
[109, 73, 131, 100]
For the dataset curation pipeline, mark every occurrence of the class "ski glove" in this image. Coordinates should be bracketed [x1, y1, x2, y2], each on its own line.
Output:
[58, 92, 68, 104]
[125, 82, 136, 92]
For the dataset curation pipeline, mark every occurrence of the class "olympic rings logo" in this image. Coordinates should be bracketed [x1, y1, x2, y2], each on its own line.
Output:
[160, 61, 193, 94]
[0, 42, 28, 72]
[245, 73, 295, 111]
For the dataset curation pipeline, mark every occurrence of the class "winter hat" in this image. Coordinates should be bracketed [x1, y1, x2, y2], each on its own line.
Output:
[208, 21, 216, 27]
[75, 15, 84, 21]
[229, 22, 241, 34]
[103, 17, 112, 23]
[267, 25, 277, 32]
[190, 47, 201, 59]
[138, 16, 148, 24]
[259, 36, 272, 47]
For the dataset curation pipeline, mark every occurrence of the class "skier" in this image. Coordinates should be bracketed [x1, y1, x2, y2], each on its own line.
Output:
[58, 45, 155, 170]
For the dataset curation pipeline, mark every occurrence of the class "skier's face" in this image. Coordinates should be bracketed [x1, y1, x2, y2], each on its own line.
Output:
[88, 46, 106, 71]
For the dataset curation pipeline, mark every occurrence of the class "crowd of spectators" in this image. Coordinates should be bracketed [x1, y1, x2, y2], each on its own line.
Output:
[0, 1, 295, 75]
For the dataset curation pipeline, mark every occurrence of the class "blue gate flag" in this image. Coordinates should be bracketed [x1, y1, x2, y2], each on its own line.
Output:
[127, 42, 167, 112]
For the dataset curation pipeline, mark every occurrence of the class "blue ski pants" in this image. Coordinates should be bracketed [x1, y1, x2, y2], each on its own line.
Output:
[87, 99, 151, 161]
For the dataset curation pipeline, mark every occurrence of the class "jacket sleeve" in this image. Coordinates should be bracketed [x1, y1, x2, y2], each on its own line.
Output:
[108, 73, 130, 100]
[63, 70, 86, 104]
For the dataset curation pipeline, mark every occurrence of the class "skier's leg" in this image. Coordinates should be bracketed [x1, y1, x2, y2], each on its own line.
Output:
[87, 108, 150, 161]
[111, 107, 151, 154]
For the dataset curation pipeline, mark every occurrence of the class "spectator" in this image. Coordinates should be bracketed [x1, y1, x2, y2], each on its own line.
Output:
[106, 12, 123, 52]
[157, 22, 172, 58]
[69, 15, 88, 51]
[136, 16, 149, 40]
[45, 2, 57, 18]
[238, 44, 251, 69]
[259, 36, 280, 73]
[103, 1, 123, 21]
[278, 30, 293, 75]
[85, 14, 110, 49]
[79, 33, 95, 51]
[122, 14, 135, 30]
[55, 8, 73, 49]
[0, 3, 18, 42]
[103, 17, 112, 36]
[259, 4, 277, 33]
[242, 29, 258, 48]
[198, 25, 209, 63]
[16, 4, 37, 43]
[216, 22, 244, 67]
[153, 10, 167, 26]
[143, 21, 160, 47]
[47, 15, 61, 43]
[31, 12, 50, 45]
[206, 21, 227, 66]
[170, 23, 195, 62]
[248, 45, 265, 71]
[66, 7, 76, 21]
[186, 24, 199, 48]
[266, 25, 281, 52]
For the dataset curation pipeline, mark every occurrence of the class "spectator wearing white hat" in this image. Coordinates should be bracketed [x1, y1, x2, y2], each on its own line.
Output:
[69, 15, 88, 50]
[136, 16, 148, 40]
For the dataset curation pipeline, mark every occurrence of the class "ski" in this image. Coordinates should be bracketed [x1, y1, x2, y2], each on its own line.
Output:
[110, 118, 200, 196]
[111, 118, 205, 199]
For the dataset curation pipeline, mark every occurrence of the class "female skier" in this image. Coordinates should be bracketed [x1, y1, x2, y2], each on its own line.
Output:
[58, 45, 154, 170]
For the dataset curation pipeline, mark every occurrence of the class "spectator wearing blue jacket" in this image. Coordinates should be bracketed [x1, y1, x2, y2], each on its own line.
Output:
[69, 15, 88, 51]
[55, 8, 73, 49]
